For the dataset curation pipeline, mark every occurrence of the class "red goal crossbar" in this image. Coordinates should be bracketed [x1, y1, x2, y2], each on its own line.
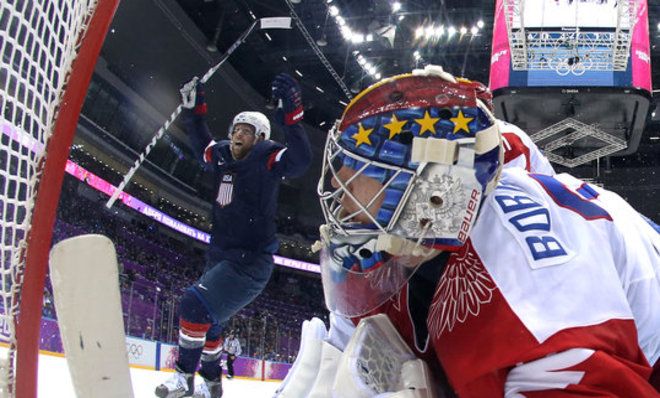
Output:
[13, 1, 119, 397]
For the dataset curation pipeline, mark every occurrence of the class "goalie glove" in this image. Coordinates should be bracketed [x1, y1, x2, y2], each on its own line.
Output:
[273, 318, 327, 398]
[272, 73, 304, 126]
[180, 77, 207, 115]
[332, 314, 438, 398]
[374, 359, 437, 398]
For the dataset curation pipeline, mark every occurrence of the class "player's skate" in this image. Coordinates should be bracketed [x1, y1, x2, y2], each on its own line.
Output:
[155, 368, 194, 398]
[193, 375, 223, 398]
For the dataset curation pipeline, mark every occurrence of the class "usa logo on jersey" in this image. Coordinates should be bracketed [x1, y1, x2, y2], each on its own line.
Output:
[216, 173, 234, 207]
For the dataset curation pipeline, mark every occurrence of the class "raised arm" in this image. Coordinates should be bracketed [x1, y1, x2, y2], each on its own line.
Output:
[267, 73, 312, 178]
[179, 77, 215, 163]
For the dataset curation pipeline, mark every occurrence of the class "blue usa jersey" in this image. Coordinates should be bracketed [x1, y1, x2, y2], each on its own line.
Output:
[181, 109, 312, 263]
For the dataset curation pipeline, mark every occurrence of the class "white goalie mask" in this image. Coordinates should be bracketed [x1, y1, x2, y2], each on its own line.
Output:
[229, 111, 271, 140]
[316, 68, 504, 317]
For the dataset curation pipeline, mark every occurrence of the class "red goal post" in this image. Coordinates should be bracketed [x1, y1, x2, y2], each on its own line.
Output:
[0, 1, 119, 397]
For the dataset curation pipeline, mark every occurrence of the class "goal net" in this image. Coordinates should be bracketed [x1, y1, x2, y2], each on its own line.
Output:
[0, 1, 118, 397]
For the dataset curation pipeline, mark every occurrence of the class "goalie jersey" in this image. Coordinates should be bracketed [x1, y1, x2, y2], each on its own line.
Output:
[360, 168, 659, 397]
[498, 120, 555, 176]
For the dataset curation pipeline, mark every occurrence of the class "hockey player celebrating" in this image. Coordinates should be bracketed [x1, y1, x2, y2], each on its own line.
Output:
[313, 66, 659, 396]
[155, 73, 312, 398]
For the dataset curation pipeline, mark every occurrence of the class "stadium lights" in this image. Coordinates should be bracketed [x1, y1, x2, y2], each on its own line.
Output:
[325, 1, 385, 80]
[352, 33, 365, 44]
[341, 26, 352, 40]
[415, 20, 482, 43]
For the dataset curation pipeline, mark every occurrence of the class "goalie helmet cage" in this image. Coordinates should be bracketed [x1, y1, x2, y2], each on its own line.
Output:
[0, 1, 119, 397]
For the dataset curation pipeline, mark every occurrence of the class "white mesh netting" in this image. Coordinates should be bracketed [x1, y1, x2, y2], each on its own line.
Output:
[0, 0, 100, 394]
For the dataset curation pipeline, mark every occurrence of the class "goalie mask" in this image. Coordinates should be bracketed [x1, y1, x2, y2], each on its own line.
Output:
[317, 66, 503, 317]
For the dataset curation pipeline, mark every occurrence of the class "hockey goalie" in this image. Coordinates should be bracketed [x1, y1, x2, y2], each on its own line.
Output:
[275, 66, 660, 397]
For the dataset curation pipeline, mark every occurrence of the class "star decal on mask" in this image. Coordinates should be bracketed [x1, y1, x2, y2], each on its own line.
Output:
[450, 110, 474, 134]
[352, 123, 374, 147]
[415, 110, 440, 136]
[383, 113, 408, 139]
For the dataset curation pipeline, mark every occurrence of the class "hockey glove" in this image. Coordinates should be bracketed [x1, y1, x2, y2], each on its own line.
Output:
[272, 73, 304, 126]
[180, 77, 207, 115]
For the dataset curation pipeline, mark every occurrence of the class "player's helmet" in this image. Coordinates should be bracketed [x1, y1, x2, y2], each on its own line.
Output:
[317, 65, 503, 316]
[229, 111, 271, 140]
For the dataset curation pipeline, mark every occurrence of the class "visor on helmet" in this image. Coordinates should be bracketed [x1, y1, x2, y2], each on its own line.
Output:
[319, 225, 439, 317]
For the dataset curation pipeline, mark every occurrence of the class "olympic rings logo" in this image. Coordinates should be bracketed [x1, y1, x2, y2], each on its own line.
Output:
[126, 343, 144, 358]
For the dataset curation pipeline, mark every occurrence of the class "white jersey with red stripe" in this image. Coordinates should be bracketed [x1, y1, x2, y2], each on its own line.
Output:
[499, 120, 555, 175]
[428, 168, 659, 397]
[585, 180, 660, 367]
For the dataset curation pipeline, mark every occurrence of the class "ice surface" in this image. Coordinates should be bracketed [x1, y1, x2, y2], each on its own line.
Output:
[36, 351, 280, 397]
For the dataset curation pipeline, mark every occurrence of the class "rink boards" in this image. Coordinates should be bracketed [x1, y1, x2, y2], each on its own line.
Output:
[33, 316, 292, 380]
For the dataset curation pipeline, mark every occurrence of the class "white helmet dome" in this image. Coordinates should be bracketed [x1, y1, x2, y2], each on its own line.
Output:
[229, 111, 271, 140]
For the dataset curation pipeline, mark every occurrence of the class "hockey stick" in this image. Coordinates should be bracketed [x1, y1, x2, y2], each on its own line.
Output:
[105, 17, 292, 209]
